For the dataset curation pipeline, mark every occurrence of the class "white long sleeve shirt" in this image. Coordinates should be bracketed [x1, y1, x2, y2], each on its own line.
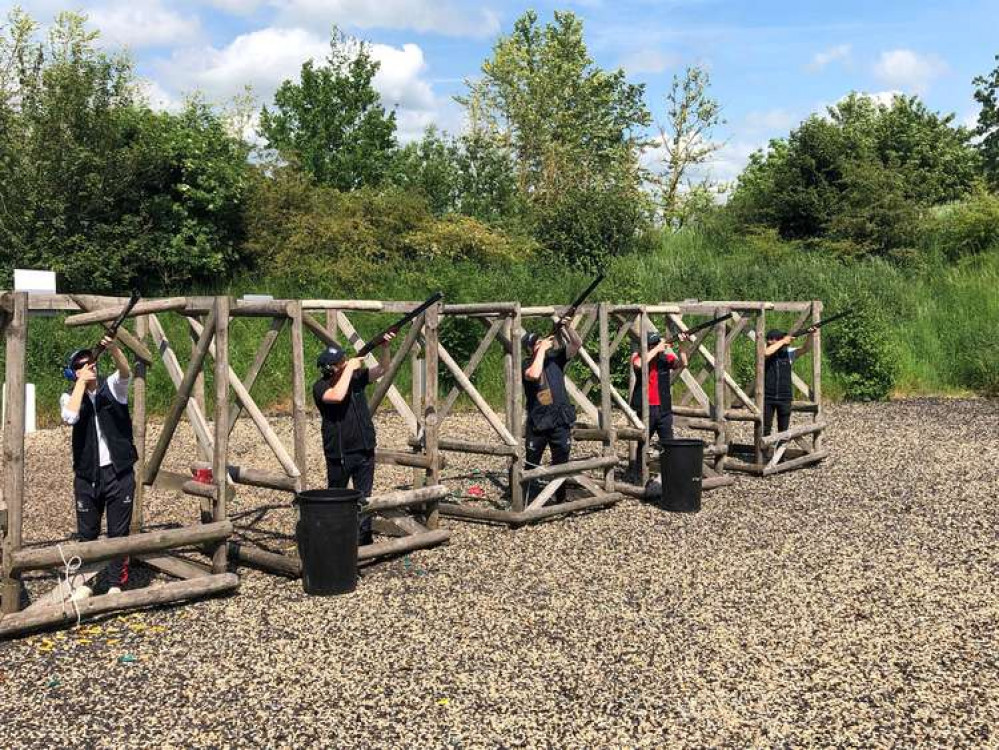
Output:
[60, 371, 131, 467]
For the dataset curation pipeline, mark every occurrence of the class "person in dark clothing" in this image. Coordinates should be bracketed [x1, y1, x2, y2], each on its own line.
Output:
[312, 333, 394, 546]
[60, 334, 138, 601]
[763, 327, 816, 438]
[521, 314, 581, 504]
[630, 331, 689, 446]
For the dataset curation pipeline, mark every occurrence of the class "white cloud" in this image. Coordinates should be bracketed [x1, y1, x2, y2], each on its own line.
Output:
[744, 108, 796, 133]
[272, 0, 500, 39]
[620, 49, 679, 75]
[157, 26, 440, 142]
[88, 0, 201, 49]
[807, 43, 851, 72]
[135, 78, 183, 112]
[873, 49, 947, 94]
[208, 0, 265, 13]
[703, 139, 758, 185]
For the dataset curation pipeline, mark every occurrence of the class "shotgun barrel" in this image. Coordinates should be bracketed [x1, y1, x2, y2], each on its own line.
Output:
[791, 308, 853, 337]
[358, 292, 443, 357]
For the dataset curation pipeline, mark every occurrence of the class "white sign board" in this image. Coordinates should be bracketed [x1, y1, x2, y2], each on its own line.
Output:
[14, 269, 57, 294]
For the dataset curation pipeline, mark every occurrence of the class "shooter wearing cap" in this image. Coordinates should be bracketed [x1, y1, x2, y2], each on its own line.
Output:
[763, 327, 817, 438]
[521, 313, 582, 504]
[312, 333, 395, 545]
[630, 329, 689, 447]
[60, 334, 137, 601]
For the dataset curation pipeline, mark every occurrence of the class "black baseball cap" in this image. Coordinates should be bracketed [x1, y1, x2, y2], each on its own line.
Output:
[317, 344, 346, 369]
[766, 329, 787, 341]
[647, 332, 662, 347]
[68, 348, 93, 370]
[521, 332, 539, 350]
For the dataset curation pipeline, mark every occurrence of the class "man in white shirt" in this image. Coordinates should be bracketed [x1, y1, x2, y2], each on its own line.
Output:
[60, 335, 138, 601]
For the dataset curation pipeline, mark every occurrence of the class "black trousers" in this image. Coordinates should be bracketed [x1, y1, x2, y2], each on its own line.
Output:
[763, 399, 792, 437]
[326, 450, 375, 545]
[648, 405, 674, 444]
[525, 423, 572, 503]
[74, 465, 135, 586]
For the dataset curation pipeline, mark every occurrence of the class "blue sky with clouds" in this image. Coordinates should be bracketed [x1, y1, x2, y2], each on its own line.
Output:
[5, 0, 997, 182]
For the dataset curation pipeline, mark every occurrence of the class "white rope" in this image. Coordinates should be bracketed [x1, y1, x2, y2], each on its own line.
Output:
[57, 544, 83, 627]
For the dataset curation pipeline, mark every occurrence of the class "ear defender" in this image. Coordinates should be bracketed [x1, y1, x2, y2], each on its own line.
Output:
[64, 349, 89, 382]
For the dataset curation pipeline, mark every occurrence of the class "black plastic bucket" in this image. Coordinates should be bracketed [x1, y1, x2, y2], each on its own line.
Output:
[659, 439, 704, 513]
[293, 488, 361, 595]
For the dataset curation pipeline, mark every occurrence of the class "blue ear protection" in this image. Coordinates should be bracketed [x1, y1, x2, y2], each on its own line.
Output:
[63, 349, 89, 382]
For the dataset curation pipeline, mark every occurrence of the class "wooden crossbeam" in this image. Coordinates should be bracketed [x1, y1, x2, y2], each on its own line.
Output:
[227, 317, 285, 435]
[668, 313, 759, 415]
[437, 342, 517, 446]
[575, 345, 644, 428]
[187, 317, 301, 479]
[369, 313, 423, 415]
[332, 312, 420, 434]
[144, 308, 218, 485]
[147, 315, 215, 457]
[526, 477, 566, 510]
[440, 316, 504, 421]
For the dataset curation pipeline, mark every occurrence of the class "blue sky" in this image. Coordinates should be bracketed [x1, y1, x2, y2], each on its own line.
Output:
[5, 0, 998, 181]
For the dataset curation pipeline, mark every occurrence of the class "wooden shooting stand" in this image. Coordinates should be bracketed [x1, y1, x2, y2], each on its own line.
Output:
[0, 293, 451, 638]
[706, 301, 828, 476]
[224, 297, 451, 577]
[0, 292, 238, 638]
[436, 301, 624, 526]
[602, 303, 736, 498]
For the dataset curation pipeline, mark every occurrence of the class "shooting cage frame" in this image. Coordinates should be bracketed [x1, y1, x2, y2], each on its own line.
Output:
[0, 292, 827, 638]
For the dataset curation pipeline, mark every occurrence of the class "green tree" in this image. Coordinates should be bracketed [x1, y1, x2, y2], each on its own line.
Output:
[0, 9, 250, 291]
[652, 65, 724, 228]
[389, 126, 460, 216]
[972, 54, 999, 189]
[729, 93, 979, 255]
[389, 125, 523, 226]
[259, 28, 397, 191]
[458, 10, 651, 266]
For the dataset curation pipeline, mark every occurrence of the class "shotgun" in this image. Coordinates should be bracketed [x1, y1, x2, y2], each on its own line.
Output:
[552, 273, 604, 336]
[650, 312, 733, 346]
[90, 290, 141, 363]
[791, 309, 853, 337]
[358, 292, 443, 357]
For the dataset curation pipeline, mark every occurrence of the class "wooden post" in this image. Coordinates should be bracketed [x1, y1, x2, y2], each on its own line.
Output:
[811, 299, 823, 453]
[144, 306, 218, 485]
[289, 301, 308, 492]
[627, 315, 638, 471]
[325, 308, 338, 341]
[422, 302, 440, 529]
[510, 305, 525, 513]
[212, 296, 230, 574]
[131, 314, 148, 533]
[638, 310, 651, 485]
[1, 292, 27, 614]
[411, 343, 426, 490]
[598, 303, 615, 494]
[713, 306, 727, 474]
[190, 318, 208, 462]
[754, 309, 766, 466]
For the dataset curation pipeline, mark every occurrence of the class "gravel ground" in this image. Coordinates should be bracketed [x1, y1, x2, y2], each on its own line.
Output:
[1, 399, 997, 748]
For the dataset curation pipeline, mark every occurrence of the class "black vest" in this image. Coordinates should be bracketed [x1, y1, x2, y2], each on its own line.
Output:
[523, 351, 576, 431]
[764, 349, 794, 402]
[631, 354, 673, 412]
[71, 379, 138, 482]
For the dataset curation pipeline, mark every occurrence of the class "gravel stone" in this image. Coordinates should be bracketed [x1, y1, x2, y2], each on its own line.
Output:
[1, 398, 996, 748]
